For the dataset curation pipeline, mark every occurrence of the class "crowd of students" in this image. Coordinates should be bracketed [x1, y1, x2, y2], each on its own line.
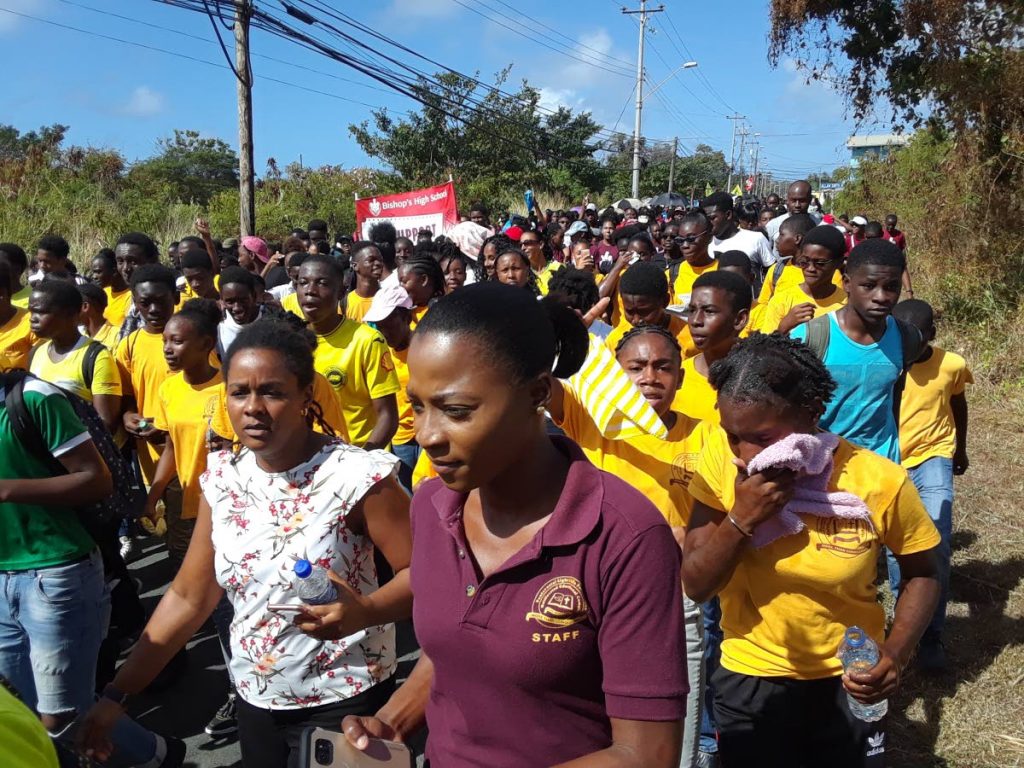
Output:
[0, 180, 970, 768]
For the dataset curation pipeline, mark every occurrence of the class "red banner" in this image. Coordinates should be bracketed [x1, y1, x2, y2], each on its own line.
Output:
[355, 182, 460, 240]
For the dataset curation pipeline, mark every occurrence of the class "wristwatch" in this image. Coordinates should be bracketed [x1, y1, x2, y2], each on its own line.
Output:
[100, 683, 129, 707]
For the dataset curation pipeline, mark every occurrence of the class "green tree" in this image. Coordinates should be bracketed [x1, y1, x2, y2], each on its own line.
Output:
[603, 142, 728, 198]
[128, 129, 238, 206]
[349, 69, 608, 207]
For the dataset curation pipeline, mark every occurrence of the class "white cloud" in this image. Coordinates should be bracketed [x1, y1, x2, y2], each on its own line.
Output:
[120, 86, 165, 118]
[390, 0, 455, 18]
[0, 0, 43, 34]
[539, 87, 583, 113]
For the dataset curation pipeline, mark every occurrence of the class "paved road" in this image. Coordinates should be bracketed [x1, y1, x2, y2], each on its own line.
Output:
[121, 538, 423, 768]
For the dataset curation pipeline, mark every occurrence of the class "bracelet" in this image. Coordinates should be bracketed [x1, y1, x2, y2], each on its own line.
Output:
[728, 515, 754, 538]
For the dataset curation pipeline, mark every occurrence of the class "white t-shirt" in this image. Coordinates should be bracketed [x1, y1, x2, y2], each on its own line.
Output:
[765, 211, 823, 258]
[710, 228, 776, 274]
[268, 283, 295, 301]
[202, 441, 399, 710]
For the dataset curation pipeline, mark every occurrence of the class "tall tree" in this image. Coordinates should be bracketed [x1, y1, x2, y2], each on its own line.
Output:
[349, 69, 608, 206]
[128, 130, 239, 205]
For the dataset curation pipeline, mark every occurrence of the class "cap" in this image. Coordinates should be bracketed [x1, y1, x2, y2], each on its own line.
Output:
[241, 236, 269, 263]
[851, 215, 868, 226]
[363, 283, 414, 323]
[566, 221, 589, 237]
[294, 559, 313, 579]
[822, 213, 836, 224]
[505, 225, 523, 242]
[222, 237, 239, 251]
[585, 203, 598, 211]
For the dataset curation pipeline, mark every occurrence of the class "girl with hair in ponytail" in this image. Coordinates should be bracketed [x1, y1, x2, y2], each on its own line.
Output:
[80, 316, 413, 768]
[342, 281, 689, 768]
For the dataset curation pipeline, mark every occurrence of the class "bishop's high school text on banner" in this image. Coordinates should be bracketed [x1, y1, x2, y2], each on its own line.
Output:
[355, 182, 460, 240]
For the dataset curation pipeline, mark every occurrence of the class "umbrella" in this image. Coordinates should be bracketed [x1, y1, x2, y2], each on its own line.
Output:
[612, 197, 642, 211]
[647, 192, 689, 208]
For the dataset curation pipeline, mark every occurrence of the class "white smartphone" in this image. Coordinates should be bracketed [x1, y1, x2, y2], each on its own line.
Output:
[299, 727, 413, 768]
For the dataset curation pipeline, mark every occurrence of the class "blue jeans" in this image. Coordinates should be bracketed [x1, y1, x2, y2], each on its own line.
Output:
[700, 597, 722, 754]
[680, 595, 704, 768]
[0, 550, 159, 765]
[886, 456, 952, 642]
[392, 441, 420, 493]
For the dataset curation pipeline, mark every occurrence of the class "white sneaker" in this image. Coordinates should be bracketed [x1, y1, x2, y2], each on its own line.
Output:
[119, 535, 137, 561]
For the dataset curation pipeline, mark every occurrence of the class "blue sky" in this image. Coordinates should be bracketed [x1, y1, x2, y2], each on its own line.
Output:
[0, 0, 889, 186]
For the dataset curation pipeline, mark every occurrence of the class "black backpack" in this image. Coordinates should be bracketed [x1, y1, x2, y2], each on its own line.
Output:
[2, 370, 145, 532]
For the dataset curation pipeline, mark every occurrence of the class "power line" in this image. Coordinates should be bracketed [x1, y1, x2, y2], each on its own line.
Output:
[660, 9, 735, 114]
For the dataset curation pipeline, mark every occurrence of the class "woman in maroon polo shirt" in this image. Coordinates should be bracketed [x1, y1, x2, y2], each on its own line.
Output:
[343, 281, 689, 767]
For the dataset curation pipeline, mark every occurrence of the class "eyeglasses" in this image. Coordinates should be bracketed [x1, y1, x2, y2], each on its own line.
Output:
[673, 229, 709, 246]
[803, 259, 835, 270]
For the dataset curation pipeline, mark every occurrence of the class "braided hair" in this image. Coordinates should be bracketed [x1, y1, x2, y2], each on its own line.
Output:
[614, 323, 682, 363]
[708, 332, 837, 417]
[400, 254, 446, 303]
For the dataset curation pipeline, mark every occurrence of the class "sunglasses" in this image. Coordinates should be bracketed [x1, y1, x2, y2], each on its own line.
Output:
[673, 229, 709, 246]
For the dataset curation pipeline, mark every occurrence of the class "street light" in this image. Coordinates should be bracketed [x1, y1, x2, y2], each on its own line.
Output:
[645, 61, 699, 99]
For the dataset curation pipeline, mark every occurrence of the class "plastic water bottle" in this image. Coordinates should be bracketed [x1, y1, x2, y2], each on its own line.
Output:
[837, 626, 888, 721]
[293, 559, 337, 605]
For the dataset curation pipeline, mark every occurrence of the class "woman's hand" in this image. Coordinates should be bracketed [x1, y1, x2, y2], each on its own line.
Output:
[730, 459, 795, 532]
[842, 643, 901, 704]
[779, 303, 816, 333]
[293, 571, 370, 640]
[76, 697, 123, 763]
[341, 713, 402, 751]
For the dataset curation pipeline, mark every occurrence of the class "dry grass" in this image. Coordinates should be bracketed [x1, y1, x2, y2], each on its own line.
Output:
[886, 317, 1024, 767]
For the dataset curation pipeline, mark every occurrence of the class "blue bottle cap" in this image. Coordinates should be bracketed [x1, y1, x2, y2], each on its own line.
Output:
[293, 559, 313, 579]
[844, 627, 866, 648]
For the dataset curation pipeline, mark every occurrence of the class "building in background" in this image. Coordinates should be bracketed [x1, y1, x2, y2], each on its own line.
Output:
[846, 134, 910, 167]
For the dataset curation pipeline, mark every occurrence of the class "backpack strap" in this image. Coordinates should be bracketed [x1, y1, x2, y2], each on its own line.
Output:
[891, 317, 925, 423]
[2, 372, 66, 476]
[803, 314, 832, 360]
[82, 340, 105, 391]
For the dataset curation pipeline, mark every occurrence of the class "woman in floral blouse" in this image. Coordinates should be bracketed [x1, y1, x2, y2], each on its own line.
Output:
[80, 319, 413, 768]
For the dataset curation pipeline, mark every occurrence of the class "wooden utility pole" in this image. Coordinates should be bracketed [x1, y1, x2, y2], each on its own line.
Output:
[235, 0, 255, 236]
[667, 137, 678, 193]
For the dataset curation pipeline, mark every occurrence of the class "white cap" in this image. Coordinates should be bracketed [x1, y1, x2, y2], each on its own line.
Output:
[851, 215, 868, 226]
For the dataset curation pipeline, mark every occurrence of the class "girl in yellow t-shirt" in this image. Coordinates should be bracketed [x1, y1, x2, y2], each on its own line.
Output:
[682, 332, 941, 764]
[0, 261, 34, 371]
[547, 321, 707, 766]
[146, 299, 225, 570]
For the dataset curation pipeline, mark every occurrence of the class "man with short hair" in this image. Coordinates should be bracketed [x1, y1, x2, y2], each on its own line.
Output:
[702, 191, 775, 291]
[35, 236, 87, 286]
[764, 180, 823, 259]
[468, 203, 491, 229]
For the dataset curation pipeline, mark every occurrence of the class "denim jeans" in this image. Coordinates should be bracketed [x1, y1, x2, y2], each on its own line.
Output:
[700, 596, 723, 754]
[0, 549, 159, 764]
[392, 441, 420, 493]
[680, 594, 705, 768]
[886, 456, 952, 642]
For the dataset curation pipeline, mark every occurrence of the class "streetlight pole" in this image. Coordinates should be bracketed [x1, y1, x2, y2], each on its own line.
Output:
[623, 2, 663, 198]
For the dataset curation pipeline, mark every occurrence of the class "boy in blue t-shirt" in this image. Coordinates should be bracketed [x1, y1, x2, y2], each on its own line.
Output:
[792, 239, 909, 461]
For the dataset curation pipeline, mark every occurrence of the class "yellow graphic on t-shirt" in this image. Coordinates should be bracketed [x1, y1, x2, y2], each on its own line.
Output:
[813, 517, 876, 559]
[526, 577, 589, 629]
[325, 367, 346, 389]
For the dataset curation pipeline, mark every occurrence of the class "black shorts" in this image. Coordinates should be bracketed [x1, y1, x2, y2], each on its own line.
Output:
[713, 666, 888, 768]
[235, 676, 396, 768]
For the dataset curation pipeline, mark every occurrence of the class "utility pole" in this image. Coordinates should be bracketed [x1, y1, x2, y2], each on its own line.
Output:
[623, 2, 663, 198]
[235, 0, 255, 237]
[751, 141, 761, 196]
[725, 114, 744, 192]
[736, 126, 749, 187]
[667, 136, 678, 193]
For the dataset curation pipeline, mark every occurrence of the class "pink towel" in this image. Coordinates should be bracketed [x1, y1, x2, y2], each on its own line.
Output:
[745, 432, 872, 548]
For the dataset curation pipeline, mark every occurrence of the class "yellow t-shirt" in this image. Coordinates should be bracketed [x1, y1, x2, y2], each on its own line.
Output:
[10, 285, 31, 309]
[0, 308, 34, 371]
[153, 372, 225, 520]
[178, 274, 222, 305]
[115, 328, 172, 485]
[556, 387, 706, 527]
[761, 283, 847, 333]
[211, 370, 349, 444]
[412, 447, 437, 488]
[345, 292, 376, 323]
[672, 355, 718, 424]
[90, 322, 120, 351]
[29, 337, 122, 402]
[744, 300, 767, 337]
[899, 347, 972, 468]
[535, 262, 561, 296]
[410, 304, 429, 330]
[0, 684, 59, 768]
[672, 260, 717, 305]
[758, 262, 843, 304]
[688, 426, 941, 679]
[281, 291, 302, 318]
[391, 346, 415, 446]
[605, 314, 698, 360]
[312, 319, 400, 447]
[103, 287, 133, 328]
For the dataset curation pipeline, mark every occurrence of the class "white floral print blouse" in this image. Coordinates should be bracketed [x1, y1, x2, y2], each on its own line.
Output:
[201, 440, 399, 710]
